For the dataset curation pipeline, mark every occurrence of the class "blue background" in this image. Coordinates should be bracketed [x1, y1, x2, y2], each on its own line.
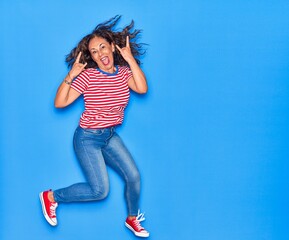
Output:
[1, 0, 289, 239]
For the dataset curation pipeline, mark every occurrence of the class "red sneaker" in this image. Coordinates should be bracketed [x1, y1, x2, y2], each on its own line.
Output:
[125, 210, 149, 238]
[39, 190, 58, 226]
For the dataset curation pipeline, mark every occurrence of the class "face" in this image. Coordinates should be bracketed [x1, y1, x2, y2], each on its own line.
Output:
[88, 36, 115, 73]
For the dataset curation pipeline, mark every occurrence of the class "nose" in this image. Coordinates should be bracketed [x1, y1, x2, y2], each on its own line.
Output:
[98, 48, 105, 57]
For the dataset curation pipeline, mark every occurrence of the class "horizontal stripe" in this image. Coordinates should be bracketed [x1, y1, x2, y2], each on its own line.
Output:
[71, 66, 132, 128]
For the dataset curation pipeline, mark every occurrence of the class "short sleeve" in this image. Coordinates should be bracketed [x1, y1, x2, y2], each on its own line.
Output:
[125, 66, 133, 82]
[71, 70, 90, 94]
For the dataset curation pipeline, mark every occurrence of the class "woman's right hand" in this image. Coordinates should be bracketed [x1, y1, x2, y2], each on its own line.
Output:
[54, 52, 85, 108]
[69, 52, 87, 79]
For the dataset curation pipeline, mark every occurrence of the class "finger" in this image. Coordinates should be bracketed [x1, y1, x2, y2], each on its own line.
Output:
[126, 36, 130, 47]
[75, 52, 82, 63]
[80, 62, 87, 71]
[116, 45, 122, 52]
[75, 61, 87, 69]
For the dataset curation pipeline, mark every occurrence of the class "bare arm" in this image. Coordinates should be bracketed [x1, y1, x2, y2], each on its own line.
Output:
[116, 36, 148, 94]
[54, 52, 87, 108]
[54, 77, 81, 108]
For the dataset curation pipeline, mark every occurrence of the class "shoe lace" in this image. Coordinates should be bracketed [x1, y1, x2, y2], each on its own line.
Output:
[49, 202, 57, 217]
[132, 210, 146, 231]
[136, 209, 145, 222]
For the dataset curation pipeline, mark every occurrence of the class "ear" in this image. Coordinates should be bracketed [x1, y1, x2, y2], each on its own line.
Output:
[111, 43, 115, 52]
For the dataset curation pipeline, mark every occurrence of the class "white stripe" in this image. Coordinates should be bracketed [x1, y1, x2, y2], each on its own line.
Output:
[72, 66, 131, 128]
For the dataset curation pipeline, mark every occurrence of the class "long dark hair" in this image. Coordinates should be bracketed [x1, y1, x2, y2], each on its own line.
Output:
[66, 15, 145, 69]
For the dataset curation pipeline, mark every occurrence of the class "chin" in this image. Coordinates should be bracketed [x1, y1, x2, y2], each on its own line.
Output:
[105, 65, 114, 72]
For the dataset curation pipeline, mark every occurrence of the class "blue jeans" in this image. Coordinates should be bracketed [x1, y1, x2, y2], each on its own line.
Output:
[53, 126, 141, 216]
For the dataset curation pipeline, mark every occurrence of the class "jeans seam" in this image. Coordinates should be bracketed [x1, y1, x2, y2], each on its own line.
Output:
[78, 139, 103, 198]
[102, 148, 137, 215]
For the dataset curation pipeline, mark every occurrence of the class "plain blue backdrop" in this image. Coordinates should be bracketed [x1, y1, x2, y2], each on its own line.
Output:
[1, 0, 289, 239]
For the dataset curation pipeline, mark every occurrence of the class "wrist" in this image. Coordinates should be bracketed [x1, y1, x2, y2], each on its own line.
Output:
[127, 57, 137, 66]
[68, 72, 74, 81]
[64, 73, 73, 85]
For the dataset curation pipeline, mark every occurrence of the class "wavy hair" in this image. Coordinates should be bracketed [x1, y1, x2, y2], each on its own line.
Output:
[66, 15, 145, 69]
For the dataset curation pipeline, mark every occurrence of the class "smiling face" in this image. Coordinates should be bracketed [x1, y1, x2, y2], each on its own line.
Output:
[88, 36, 115, 73]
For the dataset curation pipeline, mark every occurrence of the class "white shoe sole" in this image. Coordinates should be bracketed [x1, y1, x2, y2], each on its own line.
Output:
[125, 222, 150, 238]
[39, 193, 57, 226]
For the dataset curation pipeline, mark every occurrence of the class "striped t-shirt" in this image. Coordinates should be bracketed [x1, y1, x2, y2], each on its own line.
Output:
[71, 66, 132, 129]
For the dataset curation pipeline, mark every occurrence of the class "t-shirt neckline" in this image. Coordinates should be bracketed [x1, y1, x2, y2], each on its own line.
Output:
[97, 65, 119, 76]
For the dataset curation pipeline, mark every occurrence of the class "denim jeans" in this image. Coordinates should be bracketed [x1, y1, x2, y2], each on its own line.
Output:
[53, 126, 141, 216]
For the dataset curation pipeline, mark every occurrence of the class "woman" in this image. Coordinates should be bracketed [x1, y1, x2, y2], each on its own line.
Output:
[39, 16, 149, 238]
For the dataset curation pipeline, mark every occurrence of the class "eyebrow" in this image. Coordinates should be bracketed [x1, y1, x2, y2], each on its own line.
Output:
[89, 48, 97, 53]
[89, 43, 105, 51]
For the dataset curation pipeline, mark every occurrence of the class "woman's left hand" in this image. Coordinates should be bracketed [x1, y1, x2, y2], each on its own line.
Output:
[116, 36, 135, 64]
[117, 36, 148, 94]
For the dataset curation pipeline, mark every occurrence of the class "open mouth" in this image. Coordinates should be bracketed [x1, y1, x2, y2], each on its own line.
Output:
[101, 56, 110, 66]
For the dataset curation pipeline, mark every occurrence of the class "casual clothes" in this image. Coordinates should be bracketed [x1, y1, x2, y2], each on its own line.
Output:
[53, 126, 140, 216]
[71, 66, 132, 129]
[53, 66, 141, 216]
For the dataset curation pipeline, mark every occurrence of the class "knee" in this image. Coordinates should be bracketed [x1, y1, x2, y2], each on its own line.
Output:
[126, 170, 141, 195]
[98, 189, 109, 200]
[91, 184, 109, 200]
[128, 169, 141, 184]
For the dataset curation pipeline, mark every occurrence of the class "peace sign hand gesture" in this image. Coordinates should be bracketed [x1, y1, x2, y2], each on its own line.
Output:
[69, 52, 87, 79]
[116, 36, 135, 64]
